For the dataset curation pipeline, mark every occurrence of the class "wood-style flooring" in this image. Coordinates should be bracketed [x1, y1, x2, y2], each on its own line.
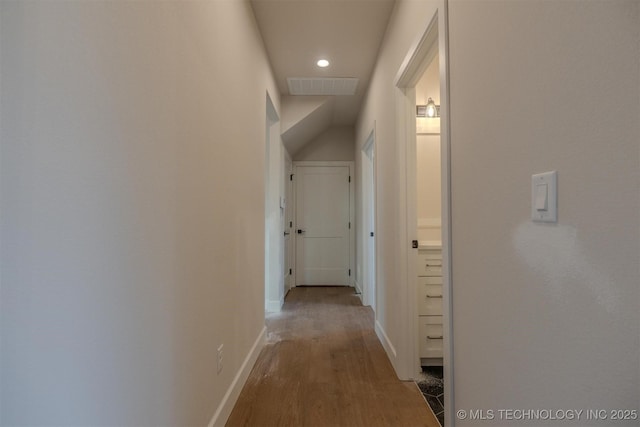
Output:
[226, 286, 439, 427]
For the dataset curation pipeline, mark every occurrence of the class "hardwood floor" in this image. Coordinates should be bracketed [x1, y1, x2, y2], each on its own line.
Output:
[226, 287, 439, 427]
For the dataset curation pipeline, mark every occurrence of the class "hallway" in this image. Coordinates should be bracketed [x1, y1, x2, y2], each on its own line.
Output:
[227, 287, 438, 427]
[1, 2, 638, 425]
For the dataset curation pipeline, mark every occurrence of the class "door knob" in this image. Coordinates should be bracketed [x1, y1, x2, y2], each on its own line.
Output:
[297, 229, 306, 234]
[284, 231, 290, 236]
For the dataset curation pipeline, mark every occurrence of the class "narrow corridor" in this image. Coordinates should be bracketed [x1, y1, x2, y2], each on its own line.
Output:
[227, 287, 439, 426]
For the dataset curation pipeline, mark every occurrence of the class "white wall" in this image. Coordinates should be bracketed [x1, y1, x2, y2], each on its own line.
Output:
[355, 0, 439, 375]
[0, 1, 279, 425]
[416, 134, 441, 241]
[280, 95, 334, 156]
[415, 53, 439, 106]
[294, 125, 355, 161]
[448, 2, 639, 423]
[357, 0, 640, 424]
[265, 104, 290, 313]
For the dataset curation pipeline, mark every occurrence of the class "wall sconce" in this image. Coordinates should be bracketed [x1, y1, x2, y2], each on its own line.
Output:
[416, 97, 440, 118]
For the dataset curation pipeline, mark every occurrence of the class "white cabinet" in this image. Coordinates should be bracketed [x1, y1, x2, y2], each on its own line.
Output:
[417, 243, 443, 364]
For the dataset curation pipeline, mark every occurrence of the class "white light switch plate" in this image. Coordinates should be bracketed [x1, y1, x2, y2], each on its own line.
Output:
[531, 171, 557, 223]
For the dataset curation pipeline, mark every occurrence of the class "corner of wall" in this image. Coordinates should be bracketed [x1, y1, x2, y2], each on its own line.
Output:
[265, 298, 283, 313]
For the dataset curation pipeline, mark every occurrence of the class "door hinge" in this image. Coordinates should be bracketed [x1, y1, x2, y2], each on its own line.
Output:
[290, 174, 294, 181]
[289, 268, 292, 275]
[348, 269, 351, 276]
[289, 221, 292, 228]
[348, 222, 351, 229]
[412, 240, 419, 249]
[348, 175, 351, 183]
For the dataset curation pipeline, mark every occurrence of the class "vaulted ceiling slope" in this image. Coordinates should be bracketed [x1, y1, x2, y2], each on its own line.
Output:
[251, 0, 396, 140]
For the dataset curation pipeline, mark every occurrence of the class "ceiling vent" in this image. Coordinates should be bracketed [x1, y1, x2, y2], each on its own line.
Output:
[287, 77, 359, 96]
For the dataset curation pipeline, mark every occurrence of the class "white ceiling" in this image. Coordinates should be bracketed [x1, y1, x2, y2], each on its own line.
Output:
[251, 0, 396, 126]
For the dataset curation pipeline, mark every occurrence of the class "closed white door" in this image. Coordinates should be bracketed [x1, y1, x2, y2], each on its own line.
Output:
[295, 166, 350, 286]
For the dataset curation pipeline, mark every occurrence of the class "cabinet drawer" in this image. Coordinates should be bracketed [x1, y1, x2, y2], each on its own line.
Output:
[417, 259, 442, 277]
[417, 279, 443, 316]
[418, 316, 443, 358]
[417, 250, 442, 277]
[419, 275, 442, 285]
[418, 249, 442, 261]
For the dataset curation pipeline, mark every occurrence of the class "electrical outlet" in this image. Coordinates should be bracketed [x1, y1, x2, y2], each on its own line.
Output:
[217, 344, 224, 375]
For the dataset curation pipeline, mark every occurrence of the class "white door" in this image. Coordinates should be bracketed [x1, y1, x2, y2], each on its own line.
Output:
[295, 165, 350, 286]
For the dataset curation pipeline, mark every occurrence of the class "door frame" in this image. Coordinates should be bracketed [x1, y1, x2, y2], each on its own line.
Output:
[361, 130, 377, 310]
[264, 92, 282, 313]
[283, 153, 294, 294]
[394, 2, 454, 426]
[292, 161, 355, 288]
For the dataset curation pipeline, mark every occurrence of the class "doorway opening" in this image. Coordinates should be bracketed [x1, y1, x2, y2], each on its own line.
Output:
[414, 40, 445, 427]
[394, 3, 453, 426]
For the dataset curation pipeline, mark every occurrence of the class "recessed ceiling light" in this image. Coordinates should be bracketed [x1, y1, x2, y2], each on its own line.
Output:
[317, 59, 330, 68]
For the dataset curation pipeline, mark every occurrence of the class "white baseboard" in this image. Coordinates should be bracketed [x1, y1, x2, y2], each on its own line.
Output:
[265, 296, 283, 313]
[208, 326, 266, 427]
[354, 280, 363, 301]
[375, 320, 398, 369]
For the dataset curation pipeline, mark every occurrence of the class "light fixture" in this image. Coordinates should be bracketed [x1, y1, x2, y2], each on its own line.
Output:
[316, 59, 330, 68]
[416, 97, 440, 118]
[426, 98, 438, 117]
